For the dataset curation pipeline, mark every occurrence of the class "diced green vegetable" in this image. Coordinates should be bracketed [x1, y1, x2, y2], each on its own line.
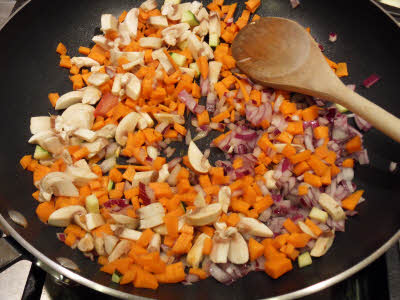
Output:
[170, 52, 187, 67]
[33, 145, 51, 160]
[189, 62, 200, 78]
[309, 207, 328, 223]
[107, 180, 114, 191]
[298, 252, 313, 268]
[181, 11, 199, 27]
[209, 33, 220, 48]
[177, 40, 188, 51]
[111, 270, 122, 283]
[86, 194, 100, 214]
[335, 103, 348, 113]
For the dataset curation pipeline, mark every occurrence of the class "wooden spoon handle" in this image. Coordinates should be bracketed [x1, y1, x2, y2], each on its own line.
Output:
[331, 85, 400, 142]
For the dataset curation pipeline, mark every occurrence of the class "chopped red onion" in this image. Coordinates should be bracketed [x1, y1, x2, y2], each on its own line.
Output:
[155, 122, 170, 133]
[167, 157, 182, 169]
[139, 182, 151, 205]
[209, 264, 234, 285]
[363, 74, 381, 88]
[56, 233, 66, 242]
[354, 115, 372, 132]
[329, 33, 337, 42]
[103, 198, 129, 209]
[100, 157, 116, 173]
[200, 77, 209, 96]
[179, 90, 198, 113]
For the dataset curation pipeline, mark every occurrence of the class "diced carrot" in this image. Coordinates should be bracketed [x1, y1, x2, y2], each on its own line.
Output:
[197, 110, 210, 126]
[313, 126, 329, 140]
[336, 62, 348, 77]
[211, 110, 230, 123]
[276, 131, 293, 144]
[289, 150, 312, 164]
[174, 123, 187, 136]
[286, 121, 304, 135]
[189, 268, 208, 280]
[279, 101, 297, 115]
[172, 233, 193, 254]
[71, 147, 89, 161]
[307, 155, 330, 176]
[20, 155, 32, 169]
[346, 136, 362, 153]
[287, 233, 312, 248]
[48, 93, 59, 107]
[164, 215, 179, 238]
[249, 238, 265, 261]
[302, 105, 319, 121]
[304, 172, 322, 187]
[342, 158, 354, 168]
[36, 201, 56, 223]
[109, 168, 123, 183]
[134, 268, 159, 290]
[283, 218, 301, 234]
[305, 218, 323, 237]
[293, 161, 310, 176]
[56, 42, 67, 55]
[202, 237, 213, 255]
[298, 184, 309, 196]
[137, 228, 154, 248]
[341, 190, 364, 211]
[155, 262, 186, 284]
[245, 0, 261, 13]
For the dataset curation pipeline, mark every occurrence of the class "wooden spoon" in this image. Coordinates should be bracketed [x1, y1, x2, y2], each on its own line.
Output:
[232, 17, 400, 142]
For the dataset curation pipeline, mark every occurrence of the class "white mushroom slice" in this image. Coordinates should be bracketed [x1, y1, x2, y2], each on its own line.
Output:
[196, 7, 209, 22]
[161, 23, 190, 46]
[101, 14, 118, 33]
[187, 33, 203, 60]
[310, 231, 335, 257]
[110, 50, 144, 65]
[228, 231, 249, 264]
[147, 146, 158, 160]
[96, 124, 117, 139]
[209, 230, 230, 263]
[83, 138, 109, 156]
[236, 217, 274, 237]
[193, 19, 209, 37]
[65, 165, 98, 186]
[209, 11, 221, 46]
[138, 203, 165, 219]
[187, 233, 208, 268]
[123, 8, 139, 38]
[167, 164, 181, 186]
[139, 112, 154, 128]
[200, 41, 214, 60]
[73, 128, 97, 142]
[38, 172, 79, 202]
[264, 170, 278, 190]
[85, 213, 105, 231]
[92, 35, 109, 50]
[179, 67, 195, 78]
[194, 192, 206, 208]
[152, 48, 174, 74]
[117, 227, 142, 241]
[122, 59, 143, 72]
[61, 103, 95, 130]
[190, 1, 202, 14]
[108, 240, 132, 262]
[149, 15, 168, 28]
[104, 234, 119, 255]
[115, 112, 141, 146]
[125, 75, 141, 100]
[147, 233, 161, 253]
[208, 61, 222, 86]
[78, 233, 94, 252]
[140, 0, 158, 11]
[140, 214, 165, 229]
[131, 171, 156, 187]
[73, 213, 88, 231]
[48, 205, 87, 227]
[71, 57, 100, 69]
[61, 149, 73, 165]
[110, 213, 139, 229]
[153, 113, 184, 124]
[188, 141, 211, 173]
[55, 91, 83, 110]
[218, 186, 231, 213]
[185, 203, 222, 226]
[153, 224, 168, 235]
[94, 236, 106, 256]
[81, 86, 102, 105]
[74, 159, 91, 171]
[111, 74, 122, 95]
[319, 193, 346, 221]
[88, 72, 110, 86]
[29, 130, 64, 155]
[139, 37, 163, 49]
[298, 221, 317, 239]
[30, 116, 52, 134]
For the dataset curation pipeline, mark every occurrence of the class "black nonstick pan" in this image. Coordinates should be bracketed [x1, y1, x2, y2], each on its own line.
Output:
[0, 0, 399, 299]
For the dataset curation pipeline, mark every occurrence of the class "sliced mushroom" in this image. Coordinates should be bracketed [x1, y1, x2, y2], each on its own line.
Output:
[108, 240, 132, 262]
[139, 37, 163, 49]
[236, 217, 273, 237]
[196, 7, 209, 22]
[153, 112, 184, 124]
[96, 124, 117, 139]
[186, 233, 208, 268]
[157, 164, 170, 183]
[185, 203, 222, 226]
[193, 19, 209, 37]
[94, 236, 106, 256]
[104, 234, 119, 255]
[138, 112, 154, 129]
[228, 231, 249, 264]
[61, 103, 95, 130]
[65, 165, 98, 186]
[82, 137, 109, 157]
[85, 213, 105, 231]
[147, 233, 161, 253]
[298, 221, 317, 239]
[264, 170, 278, 190]
[218, 186, 231, 213]
[149, 15, 168, 28]
[115, 112, 141, 146]
[161, 23, 190, 46]
[131, 171, 156, 187]
[188, 141, 211, 174]
[319, 193, 346, 221]
[38, 172, 79, 202]
[55, 91, 84, 110]
[30, 116, 52, 134]
[73, 128, 97, 142]
[71, 57, 100, 69]
[81, 86, 102, 105]
[310, 231, 335, 257]
[140, 0, 157, 11]
[110, 213, 139, 229]
[92, 35, 109, 50]
[152, 48, 174, 74]
[125, 75, 142, 101]
[101, 14, 118, 33]
[115, 227, 142, 241]
[194, 192, 206, 208]
[167, 164, 181, 186]
[187, 32, 203, 60]
[29, 130, 64, 155]
[140, 214, 165, 229]
[123, 8, 139, 38]
[209, 224, 230, 264]
[48, 205, 87, 227]
[88, 72, 110, 86]
[77, 233, 94, 252]
[73, 213, 88, 231]
[153, 224, 168, 235]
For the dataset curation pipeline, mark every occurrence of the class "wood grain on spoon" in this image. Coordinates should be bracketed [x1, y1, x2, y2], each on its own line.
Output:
[232, 17, 400, 143]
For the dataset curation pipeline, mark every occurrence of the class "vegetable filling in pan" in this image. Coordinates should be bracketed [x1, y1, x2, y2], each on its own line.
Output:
[19, 0, 371, 290]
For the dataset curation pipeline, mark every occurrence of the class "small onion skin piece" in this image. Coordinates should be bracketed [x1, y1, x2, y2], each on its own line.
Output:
[8, 210, 28, 228]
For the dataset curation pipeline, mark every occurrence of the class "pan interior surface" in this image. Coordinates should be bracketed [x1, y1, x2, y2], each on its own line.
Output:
[0, 0, 399, 299]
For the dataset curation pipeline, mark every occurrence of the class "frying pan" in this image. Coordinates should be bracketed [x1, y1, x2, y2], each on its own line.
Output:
[0, 0, 399, 299]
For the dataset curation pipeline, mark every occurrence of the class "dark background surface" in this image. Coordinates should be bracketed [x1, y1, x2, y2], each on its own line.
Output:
[0, 0, 399, 299]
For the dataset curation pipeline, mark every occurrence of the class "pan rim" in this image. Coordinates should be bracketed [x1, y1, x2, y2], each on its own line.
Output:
[0, 0, 399, 299]
[1, 214, 399, 300]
